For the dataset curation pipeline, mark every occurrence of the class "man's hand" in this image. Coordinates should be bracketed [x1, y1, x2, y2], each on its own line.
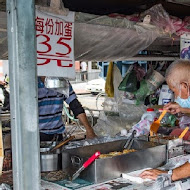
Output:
[164, 102, 190, 114]
[86, 130, 97, 139]
[140, 169, 167, 180]
[163, 102, 182, 114]
[77, 113, 97, 139]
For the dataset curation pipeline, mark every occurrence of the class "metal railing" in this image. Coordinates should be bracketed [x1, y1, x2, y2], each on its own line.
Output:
[75, 70, 101, 82]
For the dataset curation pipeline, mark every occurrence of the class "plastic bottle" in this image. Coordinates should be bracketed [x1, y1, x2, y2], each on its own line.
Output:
[141, 108, 156, 122]
[158, 108, 176, 127]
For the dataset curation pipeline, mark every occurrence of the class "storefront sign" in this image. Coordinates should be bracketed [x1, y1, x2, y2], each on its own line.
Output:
[35, 10, 75, 79]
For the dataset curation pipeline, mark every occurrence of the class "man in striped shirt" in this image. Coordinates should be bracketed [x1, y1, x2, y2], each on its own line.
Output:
[38, 77, 96, 141]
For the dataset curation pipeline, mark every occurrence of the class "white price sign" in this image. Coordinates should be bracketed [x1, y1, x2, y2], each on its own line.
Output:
[35, 10, 75, 79]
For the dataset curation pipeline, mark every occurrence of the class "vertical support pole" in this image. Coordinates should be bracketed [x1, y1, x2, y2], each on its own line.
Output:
[88, 61, 92, 80]
[7, 0, 40, 190]
[88, 61, 92, 73]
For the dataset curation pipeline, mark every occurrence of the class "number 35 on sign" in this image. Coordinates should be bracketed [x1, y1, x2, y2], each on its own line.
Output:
[35, 10, 75, 79]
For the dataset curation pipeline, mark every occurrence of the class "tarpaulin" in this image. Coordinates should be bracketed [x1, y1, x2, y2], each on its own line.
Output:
[0, 7, 161, 61]
[74, 22, 159, 61]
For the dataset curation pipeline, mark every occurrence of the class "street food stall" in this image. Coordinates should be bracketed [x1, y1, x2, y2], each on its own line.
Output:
[1, 0, 190, 190]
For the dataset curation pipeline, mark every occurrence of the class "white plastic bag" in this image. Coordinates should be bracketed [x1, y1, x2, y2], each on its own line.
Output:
[131, 119, 152, 137]
[0, 184, 11, 190]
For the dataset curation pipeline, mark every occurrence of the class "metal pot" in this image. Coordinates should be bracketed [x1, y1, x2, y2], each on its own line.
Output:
[40, 147, 62, 172]
[44, 77, 69, 95]
[44, 77, 67, 88]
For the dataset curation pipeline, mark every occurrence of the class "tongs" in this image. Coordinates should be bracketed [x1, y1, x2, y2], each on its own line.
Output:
[62, 125, 78, 142]
[123, 130, 136, 150]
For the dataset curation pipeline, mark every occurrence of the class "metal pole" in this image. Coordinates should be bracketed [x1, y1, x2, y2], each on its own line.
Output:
[6, 0, 40, 190]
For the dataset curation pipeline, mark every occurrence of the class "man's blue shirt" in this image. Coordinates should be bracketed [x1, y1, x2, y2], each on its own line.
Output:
[38, 78, 77, 134]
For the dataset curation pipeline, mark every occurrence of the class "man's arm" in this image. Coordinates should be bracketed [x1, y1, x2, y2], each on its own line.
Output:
[172, 162, 190, 181]
[64, 82, 96, 139]
[77, 113, 96, 139]
[140, 162, 190, 181]
[69, 99, 96, 139]
[164, 102, 190, 115]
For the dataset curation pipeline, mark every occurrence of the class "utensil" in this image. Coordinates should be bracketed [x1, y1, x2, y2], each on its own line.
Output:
[150, 110, 167, 136]
[62, 125, 78, 142]
[179, 127, 189, 139]
[49, 136, 75, 152]
[123, 130, 136, 150]
[47, 135, 59, 149]
[71, 151, 101, 181]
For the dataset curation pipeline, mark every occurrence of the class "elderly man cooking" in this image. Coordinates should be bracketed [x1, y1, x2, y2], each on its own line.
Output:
[140, 59, 190, 181]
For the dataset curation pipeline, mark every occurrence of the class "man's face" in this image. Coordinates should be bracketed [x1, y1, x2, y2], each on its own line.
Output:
[167, 82, 189, 99]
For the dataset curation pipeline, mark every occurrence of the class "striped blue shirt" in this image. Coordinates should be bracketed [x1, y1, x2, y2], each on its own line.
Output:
[38, 78, 77, 134]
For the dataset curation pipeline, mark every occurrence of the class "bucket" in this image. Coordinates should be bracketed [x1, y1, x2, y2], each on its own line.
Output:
[147, 70, 165, 89]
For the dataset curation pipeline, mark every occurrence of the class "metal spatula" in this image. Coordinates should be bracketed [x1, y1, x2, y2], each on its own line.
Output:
[71, 151, 100, 181]
[150, 110, 167, 136]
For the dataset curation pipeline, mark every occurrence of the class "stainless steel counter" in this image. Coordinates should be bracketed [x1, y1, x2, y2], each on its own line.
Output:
[62, 138, 167, 183]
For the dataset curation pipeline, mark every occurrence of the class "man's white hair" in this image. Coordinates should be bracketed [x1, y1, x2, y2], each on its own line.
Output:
[165, 59, 190, 89]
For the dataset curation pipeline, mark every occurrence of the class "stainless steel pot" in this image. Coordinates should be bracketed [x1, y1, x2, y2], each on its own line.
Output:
[40, 147, 62, 172]
[44, 77, 67, 88]
[44, 77, 69, 95]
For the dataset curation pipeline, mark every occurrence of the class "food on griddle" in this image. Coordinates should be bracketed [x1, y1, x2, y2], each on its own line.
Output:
[109, 151, 123, 156]
[99, 154, 110, 158]
[99, 149, 136, 159]
[162, 136, 176, 140]
[149, 135, 176, 143]
[123, 149, 136, 154]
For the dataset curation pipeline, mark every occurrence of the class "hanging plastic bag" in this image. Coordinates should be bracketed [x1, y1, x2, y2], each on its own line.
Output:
[118, 65, 133, 91]
[105, 62, 114, 97]
[125, 70, 138, 92]
[135, 70, 165, 105]
[118, 65, 138, 92]
[133, 62, 146, 81]
[113, 64, 123, 102]
[118, 63, 146, 93]
[135, 80, 151, 104]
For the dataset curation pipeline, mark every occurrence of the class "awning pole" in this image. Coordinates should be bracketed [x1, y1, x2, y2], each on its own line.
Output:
[6, 0, 40, 189]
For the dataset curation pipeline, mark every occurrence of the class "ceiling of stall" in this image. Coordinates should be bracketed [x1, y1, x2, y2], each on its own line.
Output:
[0, 0, 190, 17]
[1, 0, 190, 59]
[61, 0, 190, 18]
